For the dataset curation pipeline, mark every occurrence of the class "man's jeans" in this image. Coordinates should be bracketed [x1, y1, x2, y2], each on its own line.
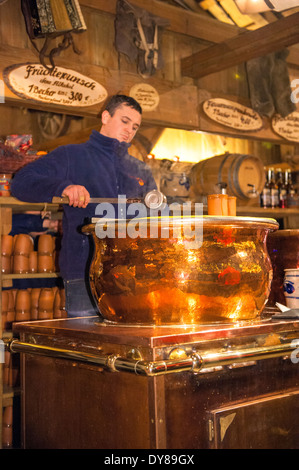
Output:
[64, 278, 99, 317]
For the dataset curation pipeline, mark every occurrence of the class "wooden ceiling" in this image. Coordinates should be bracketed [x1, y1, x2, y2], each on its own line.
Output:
[181, 11, 299, 77]
[161, 0, 299, 29]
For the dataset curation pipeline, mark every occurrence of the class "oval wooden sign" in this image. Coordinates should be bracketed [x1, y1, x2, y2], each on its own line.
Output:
[272, 112, 299, 143]
[203, 98, 263, 131]
[3, 63, 107, 107]
[130, 83, 160, 112]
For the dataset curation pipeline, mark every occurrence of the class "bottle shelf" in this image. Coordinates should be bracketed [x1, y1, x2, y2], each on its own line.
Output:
[203, 204, 299, 218]
[237, 206, 299, 217]
[0, 197, 61, 212]
[1, 272, 61, 288]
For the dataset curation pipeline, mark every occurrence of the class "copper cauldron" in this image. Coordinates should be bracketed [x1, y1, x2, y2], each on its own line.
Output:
[82, 216, 278, 325]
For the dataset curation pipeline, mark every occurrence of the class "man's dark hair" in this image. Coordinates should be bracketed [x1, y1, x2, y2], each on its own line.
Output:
[104, 94, 142, 116]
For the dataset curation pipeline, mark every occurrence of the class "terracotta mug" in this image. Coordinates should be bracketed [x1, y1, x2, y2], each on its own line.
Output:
[54, 249, 60, 272]
[1, 235, 13, 255]
[6, 290, 15, 326]
[37, 254, 54, 273]
[2, 310, 7, 331]
[11, 289, 18, 303]
[2, 235, 13, 273]
[3, 351, 11, 385]
[53, 290, 62, 318]
[1, 254, 11, 273]
[30, 288, 41, 320]
[207, 194, 228, 216]
[227, 196, 237, 216]
[38, 288, 54, 319]
[15, 289, 31, 321]
[29, 251, 38, 273]
[14, 234, 33, 255]
[38, 234, 54, 254]
[2, 406, 13, 449]
[3, 405, 13, 427]
[13, 254, 29, 274]
[2, 289, 8, 311]
[59, 288, 67, 317]
[2, 290, 8, 330]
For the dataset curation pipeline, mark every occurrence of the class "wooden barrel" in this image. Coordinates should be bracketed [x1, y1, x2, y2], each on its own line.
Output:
[190, 153, 265, 200]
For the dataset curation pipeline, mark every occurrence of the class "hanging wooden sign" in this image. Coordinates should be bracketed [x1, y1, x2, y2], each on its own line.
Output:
[129, 83, 160, 112]
[3, 63, 107, 107]
[203, 98, 263, 131]
[272, 112, 299, 143]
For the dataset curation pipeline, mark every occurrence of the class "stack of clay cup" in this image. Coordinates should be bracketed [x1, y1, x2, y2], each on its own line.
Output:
[1, 287, 66, 331]
[37, 234, 56, 272]
[3, 347, 19, 388]
[1, 289, 16, 331]
[38, 286, 61, 319]
[1, 233, 57, 274]
[15, 289, 31, 322]
[13, 234, 34, 273]
[1, 235, 13, 274]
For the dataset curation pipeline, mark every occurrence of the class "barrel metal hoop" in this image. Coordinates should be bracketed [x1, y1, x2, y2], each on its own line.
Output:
[229, 154, 242, 198]
[233, 154, 258, 200]
[217, 152, 231, 186]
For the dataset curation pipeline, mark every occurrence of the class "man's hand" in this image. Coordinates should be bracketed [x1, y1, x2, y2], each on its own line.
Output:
[62, 185, 90, 208]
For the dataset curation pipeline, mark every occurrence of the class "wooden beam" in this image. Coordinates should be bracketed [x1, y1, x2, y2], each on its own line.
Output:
[181, 11, 299, 78]
[80, 0, 299, 66]
[80, 0, 241, 43]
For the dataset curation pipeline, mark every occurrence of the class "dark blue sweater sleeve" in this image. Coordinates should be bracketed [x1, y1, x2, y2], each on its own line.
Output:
[11, 147, 74, 203]
[10, 214, 45, 235]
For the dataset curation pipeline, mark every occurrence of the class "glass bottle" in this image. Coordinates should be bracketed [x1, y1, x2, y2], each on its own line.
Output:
[269, 168, 279, 208]
[276, 168, 286, 208]
[260, 167, 270, 209]
[286, 169, 296, 207]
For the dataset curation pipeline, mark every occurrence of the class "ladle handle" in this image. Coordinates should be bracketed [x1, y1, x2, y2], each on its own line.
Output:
[52, 196, 128, 204]
[52, 190, 166, 209]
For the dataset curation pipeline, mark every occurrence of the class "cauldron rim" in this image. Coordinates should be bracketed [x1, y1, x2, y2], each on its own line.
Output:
[82, 215, 279, 234]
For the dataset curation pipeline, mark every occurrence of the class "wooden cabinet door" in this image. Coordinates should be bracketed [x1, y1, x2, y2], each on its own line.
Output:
[208, 390, 299, 449]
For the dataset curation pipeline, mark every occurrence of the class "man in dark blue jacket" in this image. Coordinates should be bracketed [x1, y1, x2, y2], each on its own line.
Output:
[11, 95, 157, 317]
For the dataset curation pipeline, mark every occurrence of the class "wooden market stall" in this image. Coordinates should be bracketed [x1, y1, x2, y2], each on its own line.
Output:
[1, 0, 299, 450]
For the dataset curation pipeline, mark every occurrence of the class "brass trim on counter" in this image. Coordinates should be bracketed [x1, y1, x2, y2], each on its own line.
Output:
[8, 339, 298, 376]
[9, 339, 201, 375]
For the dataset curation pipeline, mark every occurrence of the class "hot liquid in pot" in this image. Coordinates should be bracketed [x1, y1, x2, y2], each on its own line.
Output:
[84, 217, 278, 326]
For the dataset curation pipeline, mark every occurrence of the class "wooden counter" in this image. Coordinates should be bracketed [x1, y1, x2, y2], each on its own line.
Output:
[12, 315, 299, 449]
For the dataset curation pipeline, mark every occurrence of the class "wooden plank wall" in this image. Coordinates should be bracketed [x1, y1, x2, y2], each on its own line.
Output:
[0, 0, 298, 146]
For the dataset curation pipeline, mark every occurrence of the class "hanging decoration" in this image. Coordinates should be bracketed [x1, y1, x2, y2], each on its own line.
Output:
[114, 0, 169, 78]
[21, 0, 87, 71]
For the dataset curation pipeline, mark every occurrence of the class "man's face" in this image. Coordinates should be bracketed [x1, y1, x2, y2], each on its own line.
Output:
[100, 104, 141, 143]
